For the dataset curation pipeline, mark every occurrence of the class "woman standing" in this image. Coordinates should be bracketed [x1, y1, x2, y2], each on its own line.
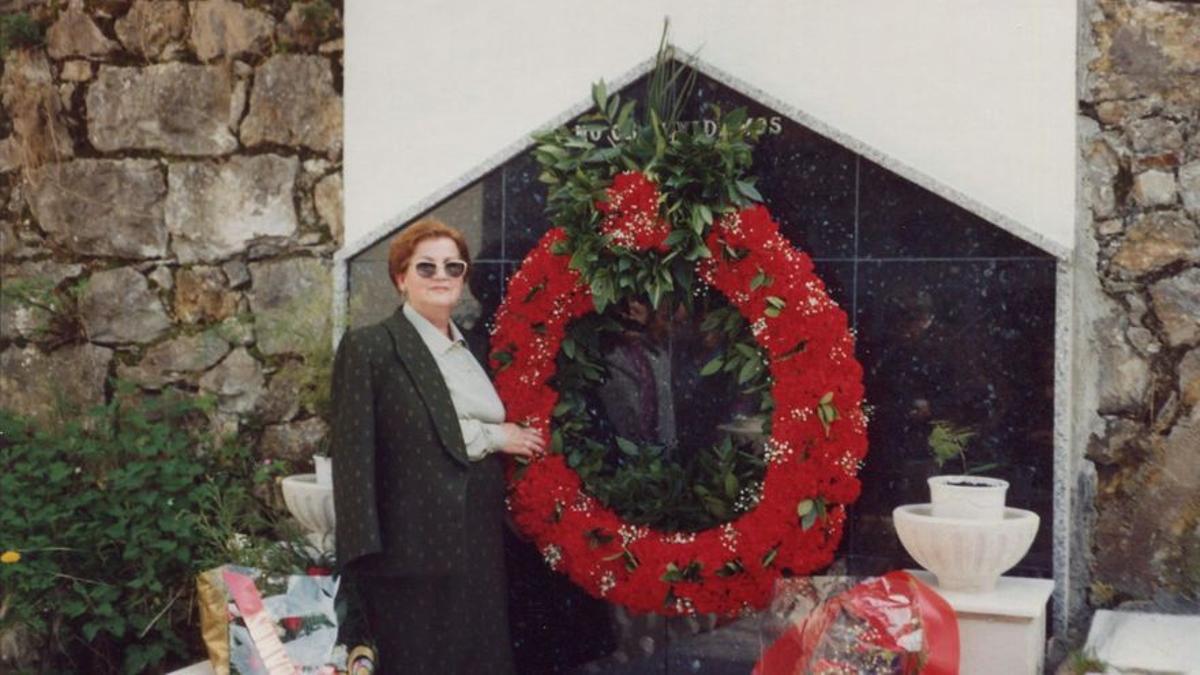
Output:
[331, 218, 545, 674]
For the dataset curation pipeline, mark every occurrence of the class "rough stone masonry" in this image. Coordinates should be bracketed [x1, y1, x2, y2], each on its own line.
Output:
[1078, 0, 1200, 619]
[0, 0, 343, 472]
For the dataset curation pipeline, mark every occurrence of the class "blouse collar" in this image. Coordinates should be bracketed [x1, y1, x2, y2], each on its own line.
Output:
[402, 303, 465, 355]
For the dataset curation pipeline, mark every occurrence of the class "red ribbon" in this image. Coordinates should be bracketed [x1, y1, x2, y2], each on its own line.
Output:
[753, 571, 959, 675]
[899, 571, 959, 674]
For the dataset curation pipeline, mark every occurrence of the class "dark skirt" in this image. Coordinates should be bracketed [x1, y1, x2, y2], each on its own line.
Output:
[353, 458, 514, 675]
[357, 572, 514, 675]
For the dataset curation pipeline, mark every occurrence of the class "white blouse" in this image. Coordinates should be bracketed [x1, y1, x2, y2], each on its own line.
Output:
[402, 304, 507, 460]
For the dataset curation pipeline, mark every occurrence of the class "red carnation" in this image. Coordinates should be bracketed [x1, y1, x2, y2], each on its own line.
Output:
[597, 171, 672, 252]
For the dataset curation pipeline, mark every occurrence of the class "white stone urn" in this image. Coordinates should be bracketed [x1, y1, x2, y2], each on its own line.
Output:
[893, 475, 1038, 592]
[281, 473, 335, 551]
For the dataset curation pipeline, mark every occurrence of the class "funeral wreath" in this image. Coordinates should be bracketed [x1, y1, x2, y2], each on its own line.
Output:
[490, 50, 868, 615]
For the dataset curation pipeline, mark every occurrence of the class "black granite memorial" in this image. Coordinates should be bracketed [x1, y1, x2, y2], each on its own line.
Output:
[345, 65, 1058, 673]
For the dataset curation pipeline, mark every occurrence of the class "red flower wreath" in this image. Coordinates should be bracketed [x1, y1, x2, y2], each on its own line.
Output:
[490, 204, 867, 616]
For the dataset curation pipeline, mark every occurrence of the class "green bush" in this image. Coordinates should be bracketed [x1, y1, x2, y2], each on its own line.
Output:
[0, 387, 299, 673]
[0, 13, 43, 57]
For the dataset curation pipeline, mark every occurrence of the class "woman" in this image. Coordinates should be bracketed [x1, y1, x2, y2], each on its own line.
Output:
[331, 217, 545, 674]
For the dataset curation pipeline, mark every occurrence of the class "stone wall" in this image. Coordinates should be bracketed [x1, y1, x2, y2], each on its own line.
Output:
[0, 0, 344, 468]
[1078, 0, 1200, 612]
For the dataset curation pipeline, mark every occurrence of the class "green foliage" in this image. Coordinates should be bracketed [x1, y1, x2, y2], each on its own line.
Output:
[194, 467, 313, 575]
[527, 37, 778, 532]
[928, 419, 974, 470]
[286, 0, 338, 46]
[816, 392, 838, 437]
[927, 419, 1000, 475]
[696, 303, 773, 419]
[298, 0, 335, 26]
[532, 44, 763, 315]
[1065, 648, 1106, 675]
[0, 275, 87, 348]
[795, 497, 827, 531]
[0, 276, 56, 324]
[254, 287, 334, 423]
[645, 20, 698, 131]
[550, 294, 771, 532]
[0, 386, 297, 673]
[574, 432, 766, 533]
[0, 13, 43, 57]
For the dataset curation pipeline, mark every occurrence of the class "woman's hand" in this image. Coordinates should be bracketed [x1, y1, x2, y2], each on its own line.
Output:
[498, 423, 545, 458]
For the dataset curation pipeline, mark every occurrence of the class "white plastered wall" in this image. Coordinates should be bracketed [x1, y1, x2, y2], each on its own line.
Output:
[344, 0, 1076, 254]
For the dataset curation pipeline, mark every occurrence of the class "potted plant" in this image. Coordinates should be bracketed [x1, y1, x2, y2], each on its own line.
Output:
[892, 419, 1039, 592]
[926, 420, 1007, 521]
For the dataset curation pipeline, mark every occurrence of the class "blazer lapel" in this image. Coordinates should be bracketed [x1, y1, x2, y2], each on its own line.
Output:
[382, 307, 471, 467]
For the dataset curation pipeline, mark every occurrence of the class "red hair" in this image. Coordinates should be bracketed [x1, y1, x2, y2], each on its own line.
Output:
[387, 217, 471, 288]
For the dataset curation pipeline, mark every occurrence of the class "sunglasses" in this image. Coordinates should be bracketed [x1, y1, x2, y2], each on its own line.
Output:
[413, 260, 468, 279]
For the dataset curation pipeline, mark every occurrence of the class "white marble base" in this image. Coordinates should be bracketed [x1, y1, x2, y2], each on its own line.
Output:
[909, 571, 1055, 675]
[1085, 610, 1200, 674]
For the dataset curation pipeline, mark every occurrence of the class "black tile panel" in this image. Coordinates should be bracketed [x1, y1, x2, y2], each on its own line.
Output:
[478, 165, 506, 261]
[348, 66, 1061, 666]
[502, 151, 553, 263]
[857, 158, 1050, 260]
[845, 258, 1056, 573]
[682, 73, 859, 259]
[854, 259, 1057, 475]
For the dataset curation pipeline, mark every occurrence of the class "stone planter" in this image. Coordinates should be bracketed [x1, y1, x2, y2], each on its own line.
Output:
[313, 454, 332, 488]
[928, 475, 1009, 521]
[280, 473, 335, 551]
[892, 473, 1038, 592]
[893, 504, 1039, 592]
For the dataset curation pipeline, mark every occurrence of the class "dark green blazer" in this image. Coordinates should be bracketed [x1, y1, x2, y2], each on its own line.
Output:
[330, 307, 506, 576]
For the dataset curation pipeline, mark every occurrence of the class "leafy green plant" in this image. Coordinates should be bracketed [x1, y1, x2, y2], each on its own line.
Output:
[0, 275, 87, 348]
[572, 433, 766, 533]
[194, 470, 314, 575]
[298, 0, 335, 26]
[531, 34, 762, 315]
[0, 13, 43, 57]
[1064, 648, 1106, 675]
[254, 288, 334, 423]
[285, 0, 338, 47]
[928, 419, 999, 475]
[0, 385, 296, 673]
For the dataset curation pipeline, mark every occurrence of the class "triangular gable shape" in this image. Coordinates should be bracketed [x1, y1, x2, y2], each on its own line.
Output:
[333, 48, 1070, 634]
[338, 49, 1067, 264]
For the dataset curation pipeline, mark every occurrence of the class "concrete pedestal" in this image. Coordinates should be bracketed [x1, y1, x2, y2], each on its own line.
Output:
[910, 571, 1054, 675]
